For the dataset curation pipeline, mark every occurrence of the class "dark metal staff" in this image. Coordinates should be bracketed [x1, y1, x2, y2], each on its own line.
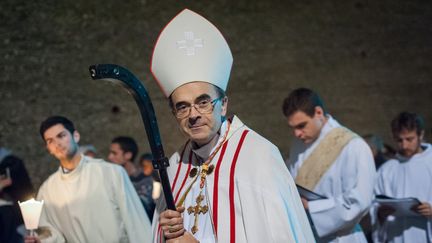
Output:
[89, 64, 175, 210]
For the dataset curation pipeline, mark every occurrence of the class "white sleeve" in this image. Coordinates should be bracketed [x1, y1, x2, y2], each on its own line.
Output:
[113, 166, 153, 243]
[237, 145, 315, 243]
[36, 186, 66, 243]
[370, 164, 391, 243]
[151, 196, 167, 243]
[151, 152, 181, 243]
[308, 139, 376, 237]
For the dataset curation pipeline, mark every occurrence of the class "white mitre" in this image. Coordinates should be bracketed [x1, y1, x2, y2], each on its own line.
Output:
[151, 9, 233, 97]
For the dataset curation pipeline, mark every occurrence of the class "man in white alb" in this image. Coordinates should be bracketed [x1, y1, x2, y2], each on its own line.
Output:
[283, 88, 376, 243]
[150, 9, 315, 243]
[25, 116, 152, 243]
[372, 112, 432, 242]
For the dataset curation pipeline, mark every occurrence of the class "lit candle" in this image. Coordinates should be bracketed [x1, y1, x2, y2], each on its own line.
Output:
[18, 198, 44, 236]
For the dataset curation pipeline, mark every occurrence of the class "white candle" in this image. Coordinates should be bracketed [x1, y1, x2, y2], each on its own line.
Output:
[18, 198, 44, 230]
[152, 181, 162, 200]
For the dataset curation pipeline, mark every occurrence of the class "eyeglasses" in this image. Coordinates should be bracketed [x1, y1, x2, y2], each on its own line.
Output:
[173, 97, 223, 119]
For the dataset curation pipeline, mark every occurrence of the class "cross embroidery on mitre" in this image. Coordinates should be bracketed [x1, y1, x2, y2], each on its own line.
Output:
[177, 31, 203, 56]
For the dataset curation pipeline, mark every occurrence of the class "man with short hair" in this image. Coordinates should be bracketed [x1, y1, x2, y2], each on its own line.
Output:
[283, 88, 376, 243]
[372, 112, 432, 242]
[108, 136, 155, 220]
[25, 116, 151, 243]
[139, 153, 158, 180]
[109, 136, 139, 167]
[151, 9, 315, 243]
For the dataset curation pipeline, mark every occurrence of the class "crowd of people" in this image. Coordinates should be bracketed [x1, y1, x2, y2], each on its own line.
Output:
[1, 8, 430, 243]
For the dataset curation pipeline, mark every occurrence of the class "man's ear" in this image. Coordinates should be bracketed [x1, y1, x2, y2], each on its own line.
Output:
[221, 96, 228, 116]
[73, 131, 80, 143]
[314, 106, 324, 118]
[46, 144, 54, 154]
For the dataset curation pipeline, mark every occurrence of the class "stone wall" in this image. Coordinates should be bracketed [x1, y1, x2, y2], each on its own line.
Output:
[1, 0, 431, 188]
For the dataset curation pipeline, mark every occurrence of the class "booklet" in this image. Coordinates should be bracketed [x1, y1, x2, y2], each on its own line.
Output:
[375, 195, 421, 217]
[296, 184, 327, 201]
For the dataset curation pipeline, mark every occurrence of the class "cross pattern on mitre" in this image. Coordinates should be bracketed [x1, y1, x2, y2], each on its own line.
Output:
[176, 31, 203, 56]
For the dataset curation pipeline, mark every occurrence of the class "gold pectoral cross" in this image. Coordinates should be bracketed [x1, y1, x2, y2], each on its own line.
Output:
[187, 194, 209, 234]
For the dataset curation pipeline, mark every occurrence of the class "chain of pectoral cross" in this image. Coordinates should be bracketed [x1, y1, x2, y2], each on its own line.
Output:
[164, 121, 232, 236]
[186, 161, 215, 234]
[183, 122, 231, 235]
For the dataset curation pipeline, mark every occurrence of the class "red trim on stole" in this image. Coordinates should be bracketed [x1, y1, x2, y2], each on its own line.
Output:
[212, 141, 229, 235]
[171, 141, 189, 191]
[158, 226, 162, 243]
[229, 130, 249, 243]
[174, 151, 193, 203]
[157, 141, 189, 243]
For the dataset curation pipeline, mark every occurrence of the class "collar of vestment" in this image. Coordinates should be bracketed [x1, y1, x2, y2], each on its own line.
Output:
[190, 115, 244, 163]
[395, 143, 432, 163]
[295, 116, 358, 190]
[59, 155, 86, 180]
[192, 133, 221, 163]
[225, 115, 245, 140]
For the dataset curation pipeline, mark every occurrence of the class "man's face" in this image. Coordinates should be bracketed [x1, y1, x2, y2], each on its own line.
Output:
[170, 82, 227, 146]
[140, 159, 154, 176]
[287, 108, 325, 144]
[44, 124, 80, 161]
[394, 129, 423, 158]
[108, 143, 129, 166]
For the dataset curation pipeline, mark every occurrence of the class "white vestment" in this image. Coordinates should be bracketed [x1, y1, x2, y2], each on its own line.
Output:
[37, 156, 152, 243]
[287, 116, 376, 243]
[372, 143, 432, 243]
[153, 116, 315, 243]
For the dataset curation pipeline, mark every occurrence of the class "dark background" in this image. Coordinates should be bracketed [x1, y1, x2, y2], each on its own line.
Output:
[1, 0, 431, 188]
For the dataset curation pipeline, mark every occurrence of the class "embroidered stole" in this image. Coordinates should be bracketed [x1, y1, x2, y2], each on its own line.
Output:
[295, 127, 357, 190]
